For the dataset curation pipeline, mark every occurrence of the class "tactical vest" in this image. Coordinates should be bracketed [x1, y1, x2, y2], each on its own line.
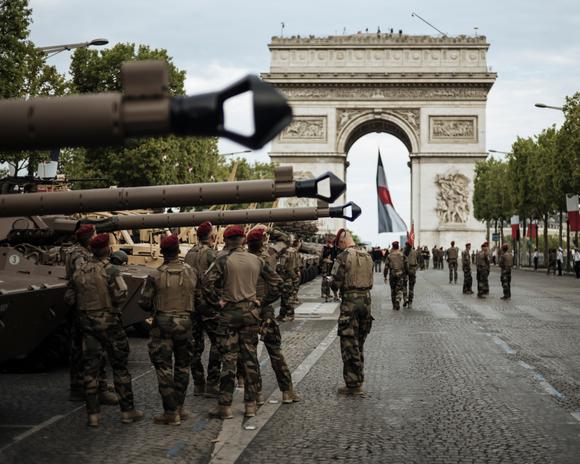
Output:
[154, 262, 196, 313]
[448, 247, 459, 260]
[73, 260, 112, 312]
[65, 244, 91, 279]
[462, 251, 471, 265]
[502, 253, 513, 268]
[343, 248, 373, 290]
[388, 251, 404, 271]
[476, 251, 487, 267]
[408, 249, 418, 268]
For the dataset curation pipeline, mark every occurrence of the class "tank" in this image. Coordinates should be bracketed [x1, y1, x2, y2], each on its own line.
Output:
[0, 201, 359, 364]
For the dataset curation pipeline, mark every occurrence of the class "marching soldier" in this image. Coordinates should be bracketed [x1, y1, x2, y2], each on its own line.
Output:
[139, 234, 196, 425]
[246, 227, 301, 404]
[72, 233, 143, 427]
[203, 225, 281, 419]
[184, 221, 221, 397]
[447, 241, 459, 284]
[402, 242, 418, 308]
[331, 229, 373, 395]
[476, 242, 490, 298]
[462, 243, 473, 294]
[499, 243, 513, 300]
[65, 224, 117, 405]
[384, 241, 407, 311]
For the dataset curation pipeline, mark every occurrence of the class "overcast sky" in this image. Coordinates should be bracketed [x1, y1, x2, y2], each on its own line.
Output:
[28, 0, 579, 245]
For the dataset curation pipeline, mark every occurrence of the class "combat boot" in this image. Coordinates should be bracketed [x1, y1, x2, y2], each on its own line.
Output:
[178, 407, 190, 421]
[87, 413, 101, 428]
[244, 401, 257, 417]
[98, 389, 119, 406]
[153, 412, 181, 426]
[337, 385, 365, 396]
[282, 389, 301, 403]
[193, 383, 205, 396]
[121, 409, 144, 424]
[209, 404, 233, 419]
[256, 391, 265, 406]
[204, 384, 220, 398]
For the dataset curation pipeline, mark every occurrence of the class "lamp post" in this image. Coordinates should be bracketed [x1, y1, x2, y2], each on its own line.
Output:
[221, 150, 252, 157]
[534, 103, 564, 111]
[36, 38, 109, 58]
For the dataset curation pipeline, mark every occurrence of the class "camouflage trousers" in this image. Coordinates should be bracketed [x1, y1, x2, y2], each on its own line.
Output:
[477, 267, 490, 296]
[448, 260, 458, 283]
[291, 275, 301, 305]
[216, 303, 260, 406]
[260, 309, 292, 392]
[500, 269, 512, 298]
[402, 272, 417, 304]
[338, 290, 373, 388]
[191, 309, 221, 388]
[389, 272, 405, 309]
[279, 274, 297, 318]
[78, 311, 135, 415]
[69, 309, 109, 394]
[463, 267, 473, 293]
[148, 312, 193, 413]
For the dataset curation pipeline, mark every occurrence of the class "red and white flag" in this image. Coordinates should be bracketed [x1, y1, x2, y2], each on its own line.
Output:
[567, 194, 580, 232]
[511, 215, 520, 240]
[376, 151, 407, 233]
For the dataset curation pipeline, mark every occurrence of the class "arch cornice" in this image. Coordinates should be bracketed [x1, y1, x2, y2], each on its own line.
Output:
[336, 109, 420, 154]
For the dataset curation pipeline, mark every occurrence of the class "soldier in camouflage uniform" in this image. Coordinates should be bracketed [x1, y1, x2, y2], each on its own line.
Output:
[291, 238, 302, 306]
[431, 246, 438, 270]
[321, 239, 339, 301]
[274, 232, 300, 322]
[203, 225, 281, 419]
[476, 242, 490, 298]
[139, 234, 196, 425]
[499, 243, 513, 300]
[184, 221, 221, 397]
[462, 243, 473, 294]
[402, 242, 418, 308]
[246, 227, 301, 404]
[331, 229, 373, 395]
[447, 241, 459, 284]
[72, 233, 143, 427]
[65, 224, 117, 405]
[384, 241, 407, 310]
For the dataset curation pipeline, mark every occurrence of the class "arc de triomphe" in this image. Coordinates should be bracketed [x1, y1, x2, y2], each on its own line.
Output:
[262, 34, 496, 247]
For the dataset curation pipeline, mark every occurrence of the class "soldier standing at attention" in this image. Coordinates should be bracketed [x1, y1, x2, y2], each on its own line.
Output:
[246, 227, 301, 404]
[499, 243, 513, 300]
[203, 225, 280, 419]
[384, 241, 407, 311]
[423, 246, 430, 269]
[139, 234, 196, 426]
[184, 221, 221, 398]
[402, 242, 418, 308]
[462, 243, 473, 294]
[331, 229, 373, 395]
[447, 241, 459, 284]
[66, 224, 118, 405]
[290, 237, 302, 307]
[431, 245, 438, 270]
[72, 233, 143, 427]
[275, 232, 300, 322]
[476, 242, 490, 298]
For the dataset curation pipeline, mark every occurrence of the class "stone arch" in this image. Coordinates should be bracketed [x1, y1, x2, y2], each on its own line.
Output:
[336, 111, 420, 155]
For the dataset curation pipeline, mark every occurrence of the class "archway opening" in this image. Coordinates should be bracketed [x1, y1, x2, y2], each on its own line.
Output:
[346, 132, 410, 248]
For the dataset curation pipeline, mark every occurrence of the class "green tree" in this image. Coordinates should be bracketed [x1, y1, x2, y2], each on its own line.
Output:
[62, 43, 220, 189]
[0, 0, 67, 176]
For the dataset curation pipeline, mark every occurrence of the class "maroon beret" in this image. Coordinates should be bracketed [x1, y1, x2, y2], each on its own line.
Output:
[197, 221, 213, 238]
[392, 241, 399, 247]
[335, 228, 346, 244]
[160, 234, 180, 252]
[246, 228, 265, 242]
[223, 225, 245, 239]
[75, 224, 95, 240]
[466, 242, 471, 247]
[482, 241, 489, 247]
[90, 233, 109, 250]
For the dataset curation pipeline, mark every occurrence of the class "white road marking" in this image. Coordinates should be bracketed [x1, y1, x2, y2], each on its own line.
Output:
[492, 336, 516, 355]
[210, 324, 338, 464]
[430, 303, 459, 319]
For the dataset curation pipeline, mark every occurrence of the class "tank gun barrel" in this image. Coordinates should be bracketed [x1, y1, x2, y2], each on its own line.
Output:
[0, 61, 292, 151]
[0, 168, 345, 217]
[77, 201, 361, 232]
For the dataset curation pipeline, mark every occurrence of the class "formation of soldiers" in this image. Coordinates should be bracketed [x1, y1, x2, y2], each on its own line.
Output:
[380, 239, 515, 310]
[65, 222, 304, 427]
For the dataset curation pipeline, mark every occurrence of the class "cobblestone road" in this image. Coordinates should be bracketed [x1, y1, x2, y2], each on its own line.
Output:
[1, 266, 579, 463]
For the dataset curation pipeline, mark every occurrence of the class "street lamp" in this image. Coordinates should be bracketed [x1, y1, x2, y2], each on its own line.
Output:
[221, 150, 252, 157]
[488, 149, 511, 158]
[36, 38, 109, 58]
[534, 103, 564, 111]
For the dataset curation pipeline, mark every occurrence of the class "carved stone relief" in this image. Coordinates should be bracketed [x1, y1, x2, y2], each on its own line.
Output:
[336, 108, 420, 139]
[429, 116, 477, 142]
[279, 86, 489, 101]
[280, 116, 327, 142]
[434, 172, 470, 224]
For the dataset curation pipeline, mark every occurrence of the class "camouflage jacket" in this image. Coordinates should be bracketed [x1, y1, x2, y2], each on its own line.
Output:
[72, 257, 128, 312]
[184, 242, 216, 304]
